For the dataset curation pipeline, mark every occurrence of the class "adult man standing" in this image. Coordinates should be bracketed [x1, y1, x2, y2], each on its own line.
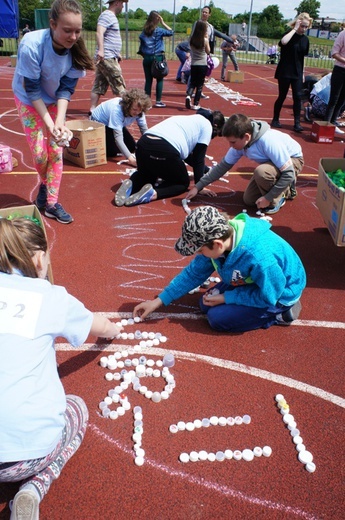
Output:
[89, 0, 127, 113]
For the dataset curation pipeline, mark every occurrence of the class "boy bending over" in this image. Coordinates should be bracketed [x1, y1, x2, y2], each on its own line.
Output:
[187, 114, 304, 214]
[133, 206, 306, 333]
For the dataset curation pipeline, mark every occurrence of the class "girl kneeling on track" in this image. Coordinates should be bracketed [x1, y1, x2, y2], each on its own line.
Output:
[0, 217, 122, 520]
[133, 206, 306, 333]
[114, 109, 225, 207]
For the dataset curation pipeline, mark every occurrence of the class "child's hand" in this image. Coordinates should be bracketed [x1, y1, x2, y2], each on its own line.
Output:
[202, 292, 225, 307]
[133, 297, 162, 320]
[199, 187, 217, 197]
[255, 195, 270, 209]
[186, 186, 198, 199]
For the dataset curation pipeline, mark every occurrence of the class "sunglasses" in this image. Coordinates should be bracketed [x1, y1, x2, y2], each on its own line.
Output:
[300, 24, 309, 28]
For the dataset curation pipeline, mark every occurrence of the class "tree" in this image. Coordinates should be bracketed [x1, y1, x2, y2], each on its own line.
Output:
[294, 0, 320, 20]
[18, 0, 51, 28]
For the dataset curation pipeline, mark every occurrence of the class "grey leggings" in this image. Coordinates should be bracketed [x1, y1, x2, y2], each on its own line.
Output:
[0, 395, 88, 501]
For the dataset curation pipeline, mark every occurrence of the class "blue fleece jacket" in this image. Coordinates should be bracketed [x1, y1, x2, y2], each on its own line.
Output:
[159, 214, 306, 309]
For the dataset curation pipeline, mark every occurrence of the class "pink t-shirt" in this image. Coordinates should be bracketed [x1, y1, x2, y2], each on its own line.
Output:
[331, 30, 345, 69]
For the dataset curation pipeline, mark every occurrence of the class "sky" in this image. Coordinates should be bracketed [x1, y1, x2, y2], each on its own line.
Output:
[124, 0, 344, 22]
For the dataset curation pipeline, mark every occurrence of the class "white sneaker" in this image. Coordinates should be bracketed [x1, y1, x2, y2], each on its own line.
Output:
[191, 105, 201, 110]
[334, 127, 344, 135]
[10, 489, 39, 520]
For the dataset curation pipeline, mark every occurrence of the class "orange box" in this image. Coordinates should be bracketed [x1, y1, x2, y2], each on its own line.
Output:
[311, 121, 335, 144]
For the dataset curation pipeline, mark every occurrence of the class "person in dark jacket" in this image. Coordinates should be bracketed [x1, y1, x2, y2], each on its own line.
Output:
[271, 13, 312, 133]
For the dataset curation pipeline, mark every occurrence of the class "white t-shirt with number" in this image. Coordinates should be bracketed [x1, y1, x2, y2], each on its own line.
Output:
[0, 271, 93, 463]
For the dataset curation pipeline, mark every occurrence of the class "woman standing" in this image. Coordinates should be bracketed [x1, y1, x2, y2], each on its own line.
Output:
[325, 28, 345, 134]
[185, 20, 210, 111]
[138, 11, 173, 108]
[271, 13, 312, 133]
[12, 0, 94, 224]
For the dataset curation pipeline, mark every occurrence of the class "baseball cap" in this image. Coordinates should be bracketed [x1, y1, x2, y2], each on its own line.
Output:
[175, 206, 229, 256]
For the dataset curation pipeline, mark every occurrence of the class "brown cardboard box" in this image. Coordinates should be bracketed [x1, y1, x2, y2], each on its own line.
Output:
[227, 71, 244, 83]
[316, 158, 345, 246]
[0, 204, 54, 281]
[311, 121, 335, 144]
[64, 120, 107, 169]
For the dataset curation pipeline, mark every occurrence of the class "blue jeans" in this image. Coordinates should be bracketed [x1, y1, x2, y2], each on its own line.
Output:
[175, 47, 188, 80]
[199, 282, 291, 333]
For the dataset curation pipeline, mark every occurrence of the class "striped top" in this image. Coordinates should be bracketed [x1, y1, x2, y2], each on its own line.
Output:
[95, 10, 122, 59]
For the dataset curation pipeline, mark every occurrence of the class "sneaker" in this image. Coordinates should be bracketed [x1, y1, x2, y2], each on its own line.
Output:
[155, 101, 166, 108]
[185, 96, 191, 109]
[201, 93, 209, 99]
[264, 197, 286, 214]
[45, 203, 74, 224]
[34, 183, 47, 210]
[124, 184, 154, 207]
[277, 300, 302, 325]
[114, 179, 133, 207]
[191, 105, 201, 110]
[10, 489, 39, 520]
[334, 127, 345, 135]
[271, 120, 282, 128]
[293, 123, 304, 133]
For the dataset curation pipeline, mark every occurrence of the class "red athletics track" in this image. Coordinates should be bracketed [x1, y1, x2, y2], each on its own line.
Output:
[1, 57, 345, 520]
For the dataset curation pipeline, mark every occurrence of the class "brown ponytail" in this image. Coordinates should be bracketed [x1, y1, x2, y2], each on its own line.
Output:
[0, 218, 47, 278]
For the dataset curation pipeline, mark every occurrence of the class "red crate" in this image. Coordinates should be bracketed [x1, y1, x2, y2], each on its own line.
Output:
[311, 121, 335, 144]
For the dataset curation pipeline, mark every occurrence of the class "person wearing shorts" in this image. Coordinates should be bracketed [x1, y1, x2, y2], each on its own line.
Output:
[89, 0, 127, 113]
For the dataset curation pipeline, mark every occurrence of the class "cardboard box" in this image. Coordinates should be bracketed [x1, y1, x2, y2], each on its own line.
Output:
[227, 70, 244, 83]
[10, 55, 17, 67]
[0, 204, 54, 281]
[316, 158, 345, 246]
[63, 120, 106, 169]
[311, 121, 335, 144]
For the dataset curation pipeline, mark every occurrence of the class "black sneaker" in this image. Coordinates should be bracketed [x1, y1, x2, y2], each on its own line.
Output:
[185, 96, 191, 109]
[271, 120, 282, 128]
[45, 203, 73, 224]
[34, 183, 47, 210]
[293, 123, 304, 133]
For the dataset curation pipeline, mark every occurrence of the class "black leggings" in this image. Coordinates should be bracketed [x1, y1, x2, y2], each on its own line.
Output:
[273, 77, 303, 121]
[130, 135, 190, 200]
[105, 127, 136, 157]
[325, 66, 345, 124]
[187, 65, 208, 106]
